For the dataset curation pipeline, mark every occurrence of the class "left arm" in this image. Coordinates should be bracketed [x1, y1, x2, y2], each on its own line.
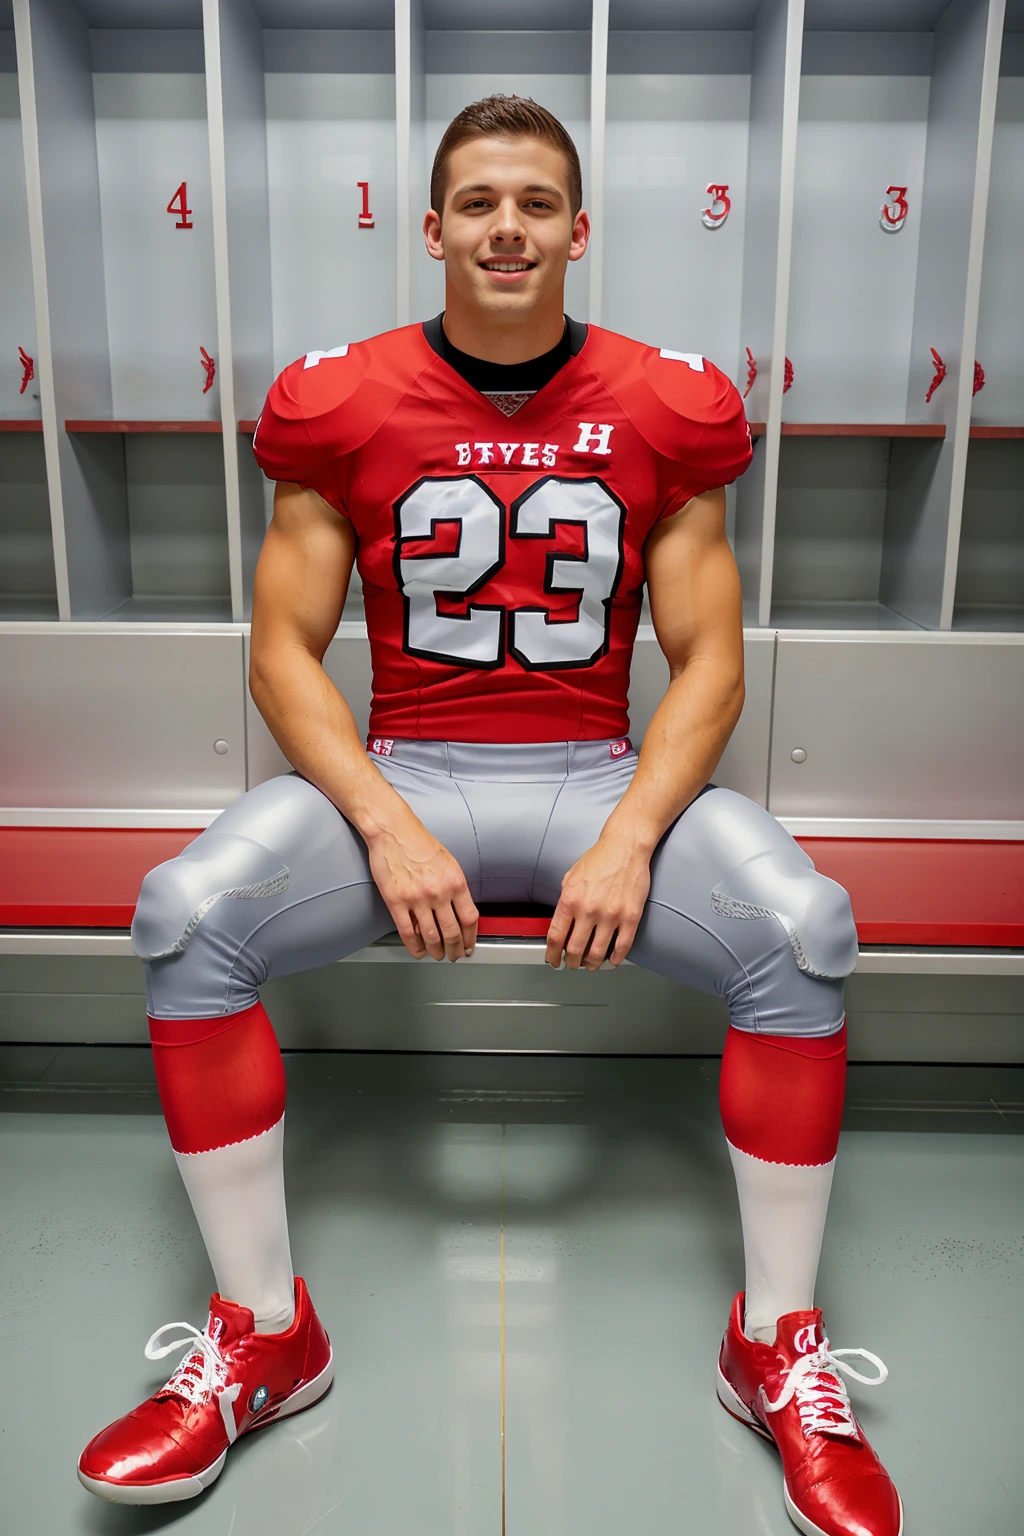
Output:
[545, 486, 745, 969]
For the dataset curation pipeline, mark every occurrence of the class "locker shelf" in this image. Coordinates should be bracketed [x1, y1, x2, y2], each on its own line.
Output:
[770, 601, 923, 631]
[89, 594, 235, 624]
[779, 423, 946, 437]
[64, 420, 223, 433]
[0, 421, 43, 431]
[969, 426, 1024, 439]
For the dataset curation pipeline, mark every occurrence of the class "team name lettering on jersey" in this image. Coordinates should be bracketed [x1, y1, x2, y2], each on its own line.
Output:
[455, 441, 559, 468]
[454, 423, 614, 470]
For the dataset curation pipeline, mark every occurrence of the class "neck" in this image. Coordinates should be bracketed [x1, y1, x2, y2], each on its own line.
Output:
[440, 291, 567, 364]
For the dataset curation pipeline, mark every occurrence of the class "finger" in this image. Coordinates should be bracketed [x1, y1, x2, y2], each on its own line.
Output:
[452, 890, 479, 956]
[582, 921, 617, 971]
[413, 905, 445, 961]
[545, 903, 573, 968]
[396, 912, 427, 960]
[608, 924, 636, 966]
[564, 916, 596, 970]
[434, 903, 468, 963]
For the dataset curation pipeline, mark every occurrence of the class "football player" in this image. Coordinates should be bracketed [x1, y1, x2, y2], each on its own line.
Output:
[78, 96, 901, 1535]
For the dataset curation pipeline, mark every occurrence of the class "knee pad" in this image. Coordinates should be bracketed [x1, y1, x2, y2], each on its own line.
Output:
[711, 845, 859, 981]
[132, 831, 290, 961]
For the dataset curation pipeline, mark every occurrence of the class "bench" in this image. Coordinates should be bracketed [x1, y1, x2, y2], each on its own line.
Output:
[1, 827, 1022, 976]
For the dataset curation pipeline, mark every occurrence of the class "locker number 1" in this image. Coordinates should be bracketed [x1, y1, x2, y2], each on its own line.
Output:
[167, 182, 193, 230]
[358, 182, 374, 229]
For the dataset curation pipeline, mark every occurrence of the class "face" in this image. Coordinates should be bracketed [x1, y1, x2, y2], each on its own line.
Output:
[423, 135, 590, 320]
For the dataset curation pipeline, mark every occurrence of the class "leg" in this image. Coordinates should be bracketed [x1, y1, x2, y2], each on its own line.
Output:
[79, 760, 480, 1504]
[535, 771, 900, 1536]
[629, 785, 856, 1336]
[534, 771, 857, 1332]
[133, 764, 478, 1329]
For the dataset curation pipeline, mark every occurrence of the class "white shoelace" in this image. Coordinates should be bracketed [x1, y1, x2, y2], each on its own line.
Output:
[145, 1322, 242, 1443]
[763, 1340, 889, 1440]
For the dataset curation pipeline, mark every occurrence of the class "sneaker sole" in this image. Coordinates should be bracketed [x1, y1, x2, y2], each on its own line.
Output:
[716, 1364, 905, 1536]
[77, 1349, 335, 1505]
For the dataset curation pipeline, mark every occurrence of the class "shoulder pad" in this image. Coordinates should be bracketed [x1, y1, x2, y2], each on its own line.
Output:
[638, 346, 742, 462]
[587, 327, 750, 476]
[255, 324, 432, 467]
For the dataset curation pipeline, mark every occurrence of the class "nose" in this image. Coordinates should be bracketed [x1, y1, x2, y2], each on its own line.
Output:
[488, 195, 527, 246]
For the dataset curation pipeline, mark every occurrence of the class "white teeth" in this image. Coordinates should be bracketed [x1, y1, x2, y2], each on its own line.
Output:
[484, 262, 531, 272]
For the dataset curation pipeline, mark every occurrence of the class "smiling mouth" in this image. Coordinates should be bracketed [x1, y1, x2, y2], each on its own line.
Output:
[479, 260, 536, 273]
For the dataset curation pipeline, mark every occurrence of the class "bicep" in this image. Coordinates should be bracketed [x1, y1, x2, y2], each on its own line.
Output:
[643, 486, 744, 684]
[250, 481, 356, 675]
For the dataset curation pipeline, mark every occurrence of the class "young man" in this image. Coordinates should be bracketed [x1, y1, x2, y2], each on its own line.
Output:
[78, 98, 901, 1534]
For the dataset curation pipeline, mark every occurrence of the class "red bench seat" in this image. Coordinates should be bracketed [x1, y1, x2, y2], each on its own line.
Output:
[1, 827, 1022, 947]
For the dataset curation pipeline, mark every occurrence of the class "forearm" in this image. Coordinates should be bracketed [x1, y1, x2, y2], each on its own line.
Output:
[250, 646, 418, 847]
[602, 659, 744, 856]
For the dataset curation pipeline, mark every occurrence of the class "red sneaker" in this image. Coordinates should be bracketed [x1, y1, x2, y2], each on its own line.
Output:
[717, 1292, 903, 1536]
[78, 1277, 332, 1504]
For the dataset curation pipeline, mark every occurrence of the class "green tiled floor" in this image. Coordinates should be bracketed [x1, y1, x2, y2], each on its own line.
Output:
[0, 1048, 1021, 1534]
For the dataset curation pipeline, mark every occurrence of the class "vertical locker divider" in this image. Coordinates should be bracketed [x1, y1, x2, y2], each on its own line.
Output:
[957, 9, 1024, 630]
[395, 0, 425, 328]
[3, 9, 56, 620]
[734, 0, 804, 628]
[204, 0, 272, 624]
[884, 0, 1005, 630]
[13, 0, 127, 622]
[938, 0, 1007, 630]
[587, 0, 608, 325]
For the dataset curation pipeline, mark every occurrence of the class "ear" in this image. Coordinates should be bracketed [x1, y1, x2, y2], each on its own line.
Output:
[567, 208, 591, 264]
[423, 209, 444, 263]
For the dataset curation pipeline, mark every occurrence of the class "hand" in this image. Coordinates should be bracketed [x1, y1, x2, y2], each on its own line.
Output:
[545, 832, 652, 971]
[366, 816, 478, 961]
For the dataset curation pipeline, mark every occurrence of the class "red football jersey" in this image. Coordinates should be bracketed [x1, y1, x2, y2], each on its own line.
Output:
[252, 323, 752, 743]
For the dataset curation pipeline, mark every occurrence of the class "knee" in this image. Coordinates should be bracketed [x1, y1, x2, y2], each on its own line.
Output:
[711, 841, 859, 982]
[132, 831, 290, 962]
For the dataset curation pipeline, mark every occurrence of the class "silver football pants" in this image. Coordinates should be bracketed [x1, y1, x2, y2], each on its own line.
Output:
[133, 738, 859, 1036]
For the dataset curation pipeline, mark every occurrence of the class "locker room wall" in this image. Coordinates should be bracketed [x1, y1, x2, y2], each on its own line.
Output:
[1, 1, 1022, 1062]
[2, 0, 1021, 814]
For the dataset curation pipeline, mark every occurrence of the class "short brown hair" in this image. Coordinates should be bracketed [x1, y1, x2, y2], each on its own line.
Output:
[430, 95, 583, 220]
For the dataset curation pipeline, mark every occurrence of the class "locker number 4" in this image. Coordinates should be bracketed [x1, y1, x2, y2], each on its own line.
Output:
[167, 182, 193, 230]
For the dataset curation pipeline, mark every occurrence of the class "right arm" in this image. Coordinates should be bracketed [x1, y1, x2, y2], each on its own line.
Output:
[248, 480, 478, 961]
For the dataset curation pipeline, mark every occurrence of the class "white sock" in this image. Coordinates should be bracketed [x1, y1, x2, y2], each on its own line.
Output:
[727, 1139, 835, 1343]
[174, 1114, 296, 1333]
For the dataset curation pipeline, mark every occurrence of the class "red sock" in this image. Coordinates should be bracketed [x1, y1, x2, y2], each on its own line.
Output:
[719, 1022, 847, 1166]
[149, 999, 286, 1155]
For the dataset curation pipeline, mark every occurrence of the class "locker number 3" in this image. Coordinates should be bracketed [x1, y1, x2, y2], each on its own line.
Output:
[880, 186, 908, 233]
[701, 184, 731, 230]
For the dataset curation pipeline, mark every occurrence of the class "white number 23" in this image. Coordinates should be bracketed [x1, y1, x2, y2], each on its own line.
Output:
[395, 475, 626, 670]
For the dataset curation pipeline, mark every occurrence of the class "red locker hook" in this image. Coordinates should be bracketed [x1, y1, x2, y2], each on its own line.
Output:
[18, 345, 34, 395]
